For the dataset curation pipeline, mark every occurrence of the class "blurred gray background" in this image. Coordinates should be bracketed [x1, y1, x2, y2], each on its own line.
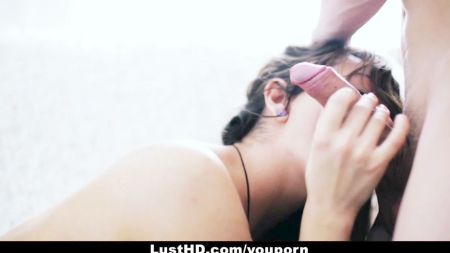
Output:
[0, 0, 402, 234]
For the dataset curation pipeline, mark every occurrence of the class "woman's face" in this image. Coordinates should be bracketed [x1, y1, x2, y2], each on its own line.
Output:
[282, 56, 373, 169]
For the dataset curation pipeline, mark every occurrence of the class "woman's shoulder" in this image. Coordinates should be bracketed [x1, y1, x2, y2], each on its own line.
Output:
[108, 140, 236, 202]
[1, 141, 251, 240]
[110, 140, 251, 240]
[116, 140, 229, 181]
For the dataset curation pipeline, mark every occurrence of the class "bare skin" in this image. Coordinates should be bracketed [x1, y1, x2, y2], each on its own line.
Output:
[313, 0, 450, 240]
[1, 143, 252, 240]
[0, 55, 408, 241]
[300, 89, 408, 240]
[395, 0, 450, 240]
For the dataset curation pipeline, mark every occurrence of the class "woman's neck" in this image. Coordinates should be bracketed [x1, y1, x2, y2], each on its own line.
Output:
[213, 140, 307, 237]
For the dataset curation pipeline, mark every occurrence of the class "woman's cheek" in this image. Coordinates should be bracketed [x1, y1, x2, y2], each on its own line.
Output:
[288, 94, 323, 160]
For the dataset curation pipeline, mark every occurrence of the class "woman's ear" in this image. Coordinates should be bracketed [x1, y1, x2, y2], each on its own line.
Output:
[264, 78, 289, 121]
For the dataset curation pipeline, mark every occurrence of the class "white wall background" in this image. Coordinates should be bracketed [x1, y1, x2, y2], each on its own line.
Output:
[0, 0, 402, 235]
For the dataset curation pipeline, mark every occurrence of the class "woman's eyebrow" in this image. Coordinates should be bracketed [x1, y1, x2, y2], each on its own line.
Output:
[347, 70, 371, 78]
[345, 68, 373, 95]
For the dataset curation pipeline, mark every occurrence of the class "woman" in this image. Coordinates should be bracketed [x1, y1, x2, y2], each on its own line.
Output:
[0, 41, 409, 241]
[224, 41, 411, 241]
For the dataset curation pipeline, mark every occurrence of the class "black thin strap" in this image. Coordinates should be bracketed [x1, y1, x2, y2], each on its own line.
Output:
[242, 109, 284, 118]
[232, 144, 251, 223]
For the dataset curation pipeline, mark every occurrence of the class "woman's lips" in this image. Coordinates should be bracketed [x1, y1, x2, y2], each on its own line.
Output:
[289, 62, 327, 86]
